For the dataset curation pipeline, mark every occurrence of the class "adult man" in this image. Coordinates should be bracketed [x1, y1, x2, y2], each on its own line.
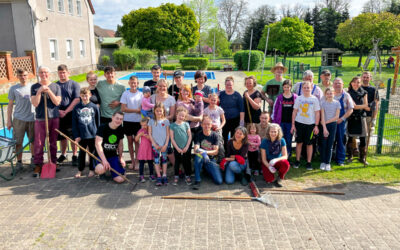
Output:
[262, 62, 287, 110]
[361, 71, 379, 135]
[332, 78, 354, 166]
[319, 69, 333, 91]
[7, 69, 35, 169]
[31, 66, 62, 177]
[144, 65, 161, 95]
[168, 70, 184, 101]
[56, 64, 80, 165]
[96, 66, 125, 124]
[94, 111, 126, 183]
[293, 70, 323, 101]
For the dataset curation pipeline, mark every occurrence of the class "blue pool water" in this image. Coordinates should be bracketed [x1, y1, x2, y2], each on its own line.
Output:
[119, 71, 216, 80]
[0, 128, 29, 146]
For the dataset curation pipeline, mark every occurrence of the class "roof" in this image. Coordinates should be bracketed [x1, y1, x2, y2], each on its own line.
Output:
[94, 25, 116, 37]
[87, 0, 95, 14]
[322, 48, 344, 54]
[101, 37, 123, 44]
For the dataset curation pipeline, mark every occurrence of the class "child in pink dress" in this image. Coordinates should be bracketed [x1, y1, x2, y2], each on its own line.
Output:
[247, 123, 262, 176]
[135, 117, 154, 182]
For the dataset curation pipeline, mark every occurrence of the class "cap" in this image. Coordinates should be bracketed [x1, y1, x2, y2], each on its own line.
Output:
[194, 90, 204, 97]
[321, 69, 331, 75]
[173, 70, 184, 78]
[142, 86, 151, 93]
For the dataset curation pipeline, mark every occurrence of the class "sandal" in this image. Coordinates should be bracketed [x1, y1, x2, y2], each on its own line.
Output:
[88, 171, 95, 178]
[172, 176, 179, 185]
[74, 172, 82, 178]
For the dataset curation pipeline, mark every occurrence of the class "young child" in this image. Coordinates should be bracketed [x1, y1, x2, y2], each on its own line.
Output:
[256, 111, 270, 139]
[72, 87, 100, 178]
[135, 117, 155, 182]
[141, 86, 154, 118]
[272, 79, 297, 157]
[86, 71, 101, 106]
[191, 90, 204, 130]
[170, 107, 192, 185]
[291, 81, 321, 170]
[247, 123, 261, 176]
[148, 102, 170, 186]
[320, 87, 340, 171]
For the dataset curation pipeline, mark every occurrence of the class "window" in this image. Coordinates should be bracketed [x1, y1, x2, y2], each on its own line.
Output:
[50, 39, 58, 60]
[66, 40, 73, 58]
[58, 0, 64, 12]
[76, 0, 81, 16]
[79, 40, 85, 57]
[68, 0, 73, 14]
[47, 0, 54, 11]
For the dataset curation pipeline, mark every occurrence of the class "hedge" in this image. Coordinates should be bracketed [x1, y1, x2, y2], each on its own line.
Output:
[162, 64, 178, 70]
[233, 50, 264, 70]
[112, 47, 138, 70]
[207, 66, 221, 70]
[183, 65, 198, 70]
[179, 58, 209, 70]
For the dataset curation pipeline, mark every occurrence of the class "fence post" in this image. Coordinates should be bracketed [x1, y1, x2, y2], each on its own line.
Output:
[376, 79, 391, 154]
[288, 60, 291, 75]
[25, 50, 36, 77]
[0, 51, 14, 81]
[296, 62, 300, 79]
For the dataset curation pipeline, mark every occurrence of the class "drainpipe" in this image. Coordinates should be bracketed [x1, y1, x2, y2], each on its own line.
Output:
[27, 0, 40, 82]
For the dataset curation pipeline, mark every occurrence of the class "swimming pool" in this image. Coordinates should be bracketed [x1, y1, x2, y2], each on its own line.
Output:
[119, 71, 216, 80]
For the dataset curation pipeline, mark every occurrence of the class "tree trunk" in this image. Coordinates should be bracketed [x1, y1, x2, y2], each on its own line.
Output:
[158, 50, 162, 67]
[284, 52, 288, 60]
[357, 50, 363, 68]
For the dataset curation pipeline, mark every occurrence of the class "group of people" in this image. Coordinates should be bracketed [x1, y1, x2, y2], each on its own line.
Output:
[6, 62, 379, 189]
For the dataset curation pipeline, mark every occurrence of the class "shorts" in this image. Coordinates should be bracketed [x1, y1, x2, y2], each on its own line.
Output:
[123, 121, 141, 136]
[57, 112, 72, 140]
[295, 121, 315, 145]
[152, 146, 168, 165]
[95, 156, 126, 178]
[12, 118, 34, 145]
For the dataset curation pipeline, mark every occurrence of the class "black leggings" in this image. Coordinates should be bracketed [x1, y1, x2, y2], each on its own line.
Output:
[222, 117, 240, 150]
[248, 150, 260, 171]
[139, 160, 154, 176]
[173, 148, 192, 176]
[78, 138, 96, 171]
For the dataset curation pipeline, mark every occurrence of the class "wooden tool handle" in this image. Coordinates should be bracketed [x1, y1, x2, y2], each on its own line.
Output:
[44, 93, 51, 162]
[264, 189, 345, 195]
[162, 196, 253, 201]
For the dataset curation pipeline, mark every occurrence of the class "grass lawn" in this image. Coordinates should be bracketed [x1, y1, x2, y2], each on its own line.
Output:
[285, 155, 400, 185]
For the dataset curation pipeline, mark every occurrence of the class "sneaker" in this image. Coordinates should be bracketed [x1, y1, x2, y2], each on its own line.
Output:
[185, 176, 192, 185]
[253, 170, 259, 176]
[16, 161, 23, 170]
[140, 175, 146, 183]
[72, 155, 78, 166]
[32, 165, 41, 178]
[162, 176, 168, 185]
[293, 161, 300, 169]
[337, 162, 344, 167]
[172, 176, 179, 186]
[325, 164, 331, 171]
[273, 177, 283, 188]
[149, 175, 156, 181]
[192, 181, 201, 190]
[57, 155, 67, 164]
[306, 163, 313, 171]
[156, 177, 162, 186]
[320, 163, 326, 170]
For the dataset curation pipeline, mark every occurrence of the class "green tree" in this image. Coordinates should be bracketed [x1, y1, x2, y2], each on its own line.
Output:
[205, 27, 230, 55]
[120, 3, 199, 66]
[258, 17, 314, 59]
[336, 12, 400, 67]
[186, 0, 218, 55]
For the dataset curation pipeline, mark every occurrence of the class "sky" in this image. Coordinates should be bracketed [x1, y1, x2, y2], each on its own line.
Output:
[92, 0, 369, 31]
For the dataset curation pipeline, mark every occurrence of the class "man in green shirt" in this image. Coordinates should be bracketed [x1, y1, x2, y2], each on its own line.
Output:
[96, 66, 126, 124]
[262, 62, 287, 110]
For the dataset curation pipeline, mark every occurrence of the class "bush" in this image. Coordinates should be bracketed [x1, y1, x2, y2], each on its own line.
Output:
[183, 54, 199, 57]
[112, 47, 138, 70]
[221, 49, 232, 58]
[137, 50, 154, 70]
[207, 65, 221, 70]
[179, 58, 209, 70]
[183, 65, 198, 70]
[101, 55, 110, 66]
[162, 64, 178, 70]
[233, 50, 264, 70]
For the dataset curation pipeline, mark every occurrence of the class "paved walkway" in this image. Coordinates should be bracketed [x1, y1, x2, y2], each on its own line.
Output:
[0, 160, 399, 249]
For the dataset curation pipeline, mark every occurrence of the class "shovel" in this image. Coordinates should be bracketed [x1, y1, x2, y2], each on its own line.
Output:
[41, 93, 56, 179]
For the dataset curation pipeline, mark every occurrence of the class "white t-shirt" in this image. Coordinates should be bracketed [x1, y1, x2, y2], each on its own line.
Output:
[294, 95, 320, 125]
[120, 90, 143, 122]
[203, 106, 224, 127]
[150, 94, 176, 116]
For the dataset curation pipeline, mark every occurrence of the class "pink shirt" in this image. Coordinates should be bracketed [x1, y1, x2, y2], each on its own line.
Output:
[142, 97, 155, 111]
[248, 134, 261, 152]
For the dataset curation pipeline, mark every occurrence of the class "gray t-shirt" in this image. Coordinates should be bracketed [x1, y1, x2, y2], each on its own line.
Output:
[8, 83, 35, 122]
[56, 80, 80, 110]
[293, 95, 320, 125]
[170, 122, 190, 149]
[321, 99, 340, 122]
[150, 94, 176, 116]
[149, 118, 170, 147]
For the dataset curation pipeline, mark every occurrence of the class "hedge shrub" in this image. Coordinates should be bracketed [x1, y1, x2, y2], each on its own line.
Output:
[162, 64, 178, 70]
[179, 58, 208, 70]
[233, 50, 264, 70]
[207, 65, 221, 70]
[101, 55, 110, 66]
[113, 47, 138, 70]
[221, 49, 232, 58]
[183, 65, 198, 70]
[137, 50, 154, 70]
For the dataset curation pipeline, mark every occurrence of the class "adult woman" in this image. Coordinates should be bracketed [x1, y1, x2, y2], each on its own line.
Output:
[223, 126, 249, 185]
[150, 79, 176, 121]
[260, 123, 290, 187]
[243, 76, 262, 124]
[176, 84, 203, 134]
[347, 76, 369, 165]
[192, 70, 212, 107]
[86, 71, 101, 106]
[219, 76, 245, 149]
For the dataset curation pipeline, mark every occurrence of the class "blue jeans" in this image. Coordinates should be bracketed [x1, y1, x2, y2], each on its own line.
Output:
[194, 155, 223, 185]
[281, 122, 293, 157]
[335, 121, 346, 164]
[320, 122, 337, 164]
[225, 161, 247, 184]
